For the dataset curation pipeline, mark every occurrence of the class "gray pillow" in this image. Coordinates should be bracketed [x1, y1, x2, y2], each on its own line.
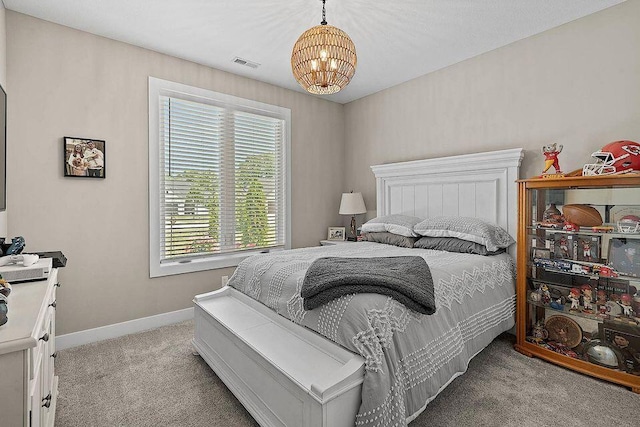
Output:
[361, 214, 423, 237]
[414, 236, 505, 255]
[362, 232, 417, 248]
[414, 216, 514, 252]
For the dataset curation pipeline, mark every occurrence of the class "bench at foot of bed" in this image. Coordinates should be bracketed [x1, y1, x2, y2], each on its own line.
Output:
[193, 286, 365, 427]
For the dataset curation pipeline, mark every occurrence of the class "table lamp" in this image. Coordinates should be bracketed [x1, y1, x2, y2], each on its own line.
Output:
[339, 192, 367, 241]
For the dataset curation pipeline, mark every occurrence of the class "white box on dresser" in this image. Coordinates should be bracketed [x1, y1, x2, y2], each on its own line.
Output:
[0, 268, 59, 427]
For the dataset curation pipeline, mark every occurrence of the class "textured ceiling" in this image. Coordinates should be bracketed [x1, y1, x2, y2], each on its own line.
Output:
[4, 0, 625, 104]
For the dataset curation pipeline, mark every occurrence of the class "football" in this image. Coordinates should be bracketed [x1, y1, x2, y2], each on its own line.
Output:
[562, 204, 603, 227]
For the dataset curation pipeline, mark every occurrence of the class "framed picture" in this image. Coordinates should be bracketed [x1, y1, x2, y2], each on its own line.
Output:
[64, 137, 106, 178]
[553, 233, 574, 260]
[576, 235, 601, 263]
[327, 227, 345, 241]
[599, 321, 640, 374]
[532, 247, 551, 261]
[608, 237, 640, 277]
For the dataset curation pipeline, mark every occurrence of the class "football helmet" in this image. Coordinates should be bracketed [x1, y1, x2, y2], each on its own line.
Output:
[617, 215, 640, 234]
[582, 140, 640, 176]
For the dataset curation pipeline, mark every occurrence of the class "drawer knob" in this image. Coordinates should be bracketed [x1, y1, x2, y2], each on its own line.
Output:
[51, 352, 58, 359]
[39, 333, 49, 342]
[49, 301, 57, 308]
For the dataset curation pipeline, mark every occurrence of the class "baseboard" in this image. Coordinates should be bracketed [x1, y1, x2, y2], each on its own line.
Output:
[56, 307, 194, 350]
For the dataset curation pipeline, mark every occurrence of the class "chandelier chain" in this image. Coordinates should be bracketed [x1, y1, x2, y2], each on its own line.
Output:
[321, 0, 327, 25]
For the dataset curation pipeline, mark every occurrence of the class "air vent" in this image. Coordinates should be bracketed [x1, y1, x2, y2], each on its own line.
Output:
[233, 57, 260, 69]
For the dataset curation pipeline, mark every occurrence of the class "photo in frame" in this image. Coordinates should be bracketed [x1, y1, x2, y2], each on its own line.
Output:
[553, 233, 575, 260]
[608, 237, 640, 277]
[576, 235, 601, 263]
[327, 227, 345, 241]
[599, 321, 640, 375]
[532, 247, 551, 260]
[64, 137, 106, 178]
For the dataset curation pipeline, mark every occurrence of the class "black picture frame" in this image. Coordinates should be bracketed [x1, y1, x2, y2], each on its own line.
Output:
[64, 137, 106, 179]
[599, 321, 640, 374]
[532, 247, 551, 260]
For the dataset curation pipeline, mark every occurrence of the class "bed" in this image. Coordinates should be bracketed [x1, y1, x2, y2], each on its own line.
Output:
[193, 148, 524, 427]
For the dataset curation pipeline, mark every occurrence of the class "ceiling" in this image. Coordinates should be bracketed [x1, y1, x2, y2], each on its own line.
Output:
[4, 0, 625, 104]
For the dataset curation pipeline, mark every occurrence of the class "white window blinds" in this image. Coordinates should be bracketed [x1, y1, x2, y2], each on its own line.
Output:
[157, 94, 287, 265]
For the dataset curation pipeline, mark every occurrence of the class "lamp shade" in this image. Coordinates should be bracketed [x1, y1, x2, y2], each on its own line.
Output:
[339, 192, 366, 215]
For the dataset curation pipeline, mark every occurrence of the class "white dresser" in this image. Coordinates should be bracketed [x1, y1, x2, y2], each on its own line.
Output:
[0, 269, 59, 427]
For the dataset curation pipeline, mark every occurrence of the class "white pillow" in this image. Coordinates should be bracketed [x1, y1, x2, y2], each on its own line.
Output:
[414, 216, 514, 252]
[361, 214, 423, 237]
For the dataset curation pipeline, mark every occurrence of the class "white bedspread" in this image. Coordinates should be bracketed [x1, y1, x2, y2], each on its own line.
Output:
[229, 242, 516, 426]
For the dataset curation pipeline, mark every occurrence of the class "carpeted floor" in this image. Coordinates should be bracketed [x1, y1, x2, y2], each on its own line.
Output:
[55, 321, 639, 427]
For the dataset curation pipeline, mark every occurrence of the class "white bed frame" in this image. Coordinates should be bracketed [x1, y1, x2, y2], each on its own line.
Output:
[193, 148, 524, 427]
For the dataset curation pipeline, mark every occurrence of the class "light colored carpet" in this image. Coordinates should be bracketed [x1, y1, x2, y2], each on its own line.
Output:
[55, 321, 639, 427]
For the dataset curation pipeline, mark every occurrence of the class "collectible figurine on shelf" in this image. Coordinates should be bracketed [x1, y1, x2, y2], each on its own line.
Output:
[558, 236, 570, 258]
[531, 320, 549, 343]
[541, 284, 551, 305]
[597, 290, 609, 318]
[621, 294, 636, 317]
[529, 289, 542, 303]
[542, 143, 563, 175]
[581, 284, 593, 313]
[569, 288, 581, 311]
[581, 240, 592, 262]
[607, 294, 624, 317]
[543, 204, 562, 222]
[538, 205, 564, 228]
[550, 298, 565, 311]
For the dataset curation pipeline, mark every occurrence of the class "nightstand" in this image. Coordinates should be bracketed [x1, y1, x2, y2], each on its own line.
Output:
[320, 240, 357, 246]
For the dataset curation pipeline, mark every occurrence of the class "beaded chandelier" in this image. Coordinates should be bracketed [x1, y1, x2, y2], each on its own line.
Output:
[291, 0, 357, 95]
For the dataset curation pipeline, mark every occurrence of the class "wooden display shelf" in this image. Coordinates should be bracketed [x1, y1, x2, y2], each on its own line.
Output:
[516, 175, 640, 394]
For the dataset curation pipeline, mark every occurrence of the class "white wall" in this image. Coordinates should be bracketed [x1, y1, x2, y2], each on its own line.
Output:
[344, 0, 640, 215]
[6, 12, 345, 334]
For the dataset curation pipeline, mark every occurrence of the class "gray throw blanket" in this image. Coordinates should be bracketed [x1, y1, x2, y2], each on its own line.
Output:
[301, 256, 435, 314]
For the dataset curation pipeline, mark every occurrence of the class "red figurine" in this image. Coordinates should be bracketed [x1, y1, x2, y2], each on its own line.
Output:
[558, 236, 569, 258]
[582, 240, 592, 261]
[542, 143, 563, 174]
[597, 290, 608, 318]
[540, 284, 551, 305]
[581, 284, 593, 313]
[569, 288, 581, 311]
[621, 294, 635, 317]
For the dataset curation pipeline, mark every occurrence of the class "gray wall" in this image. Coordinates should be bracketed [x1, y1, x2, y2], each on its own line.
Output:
[6, 0, 640, 335]
[6, 12, 345, 335]
[344, 0, 640, 217]
[0, 3, 6, 237]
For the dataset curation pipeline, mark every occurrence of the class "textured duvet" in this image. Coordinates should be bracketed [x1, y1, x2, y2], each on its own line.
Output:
[228, 242, 516, 426]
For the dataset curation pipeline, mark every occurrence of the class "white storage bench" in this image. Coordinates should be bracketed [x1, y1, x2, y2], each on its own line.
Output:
[193, 287, 365, 427]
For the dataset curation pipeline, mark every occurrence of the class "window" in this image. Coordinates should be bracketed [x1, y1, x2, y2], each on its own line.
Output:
[149, 78, 291, 277]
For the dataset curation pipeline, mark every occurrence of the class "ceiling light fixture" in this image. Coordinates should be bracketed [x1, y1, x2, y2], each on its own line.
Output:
[291, 0, 357, 95]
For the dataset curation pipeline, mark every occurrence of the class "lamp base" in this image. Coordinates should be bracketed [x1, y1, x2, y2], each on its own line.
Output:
[349, 215, 357, 241]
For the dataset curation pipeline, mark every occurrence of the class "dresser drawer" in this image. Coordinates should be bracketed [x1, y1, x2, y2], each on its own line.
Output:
[30, 298, 55, 381]
[0, 268, 59, 427]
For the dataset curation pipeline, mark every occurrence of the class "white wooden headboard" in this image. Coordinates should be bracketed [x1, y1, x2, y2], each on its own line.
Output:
[370, 149, 524, 248]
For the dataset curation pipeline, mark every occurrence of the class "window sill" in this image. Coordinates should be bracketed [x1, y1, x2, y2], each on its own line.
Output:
[150, 247, 284, 278]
